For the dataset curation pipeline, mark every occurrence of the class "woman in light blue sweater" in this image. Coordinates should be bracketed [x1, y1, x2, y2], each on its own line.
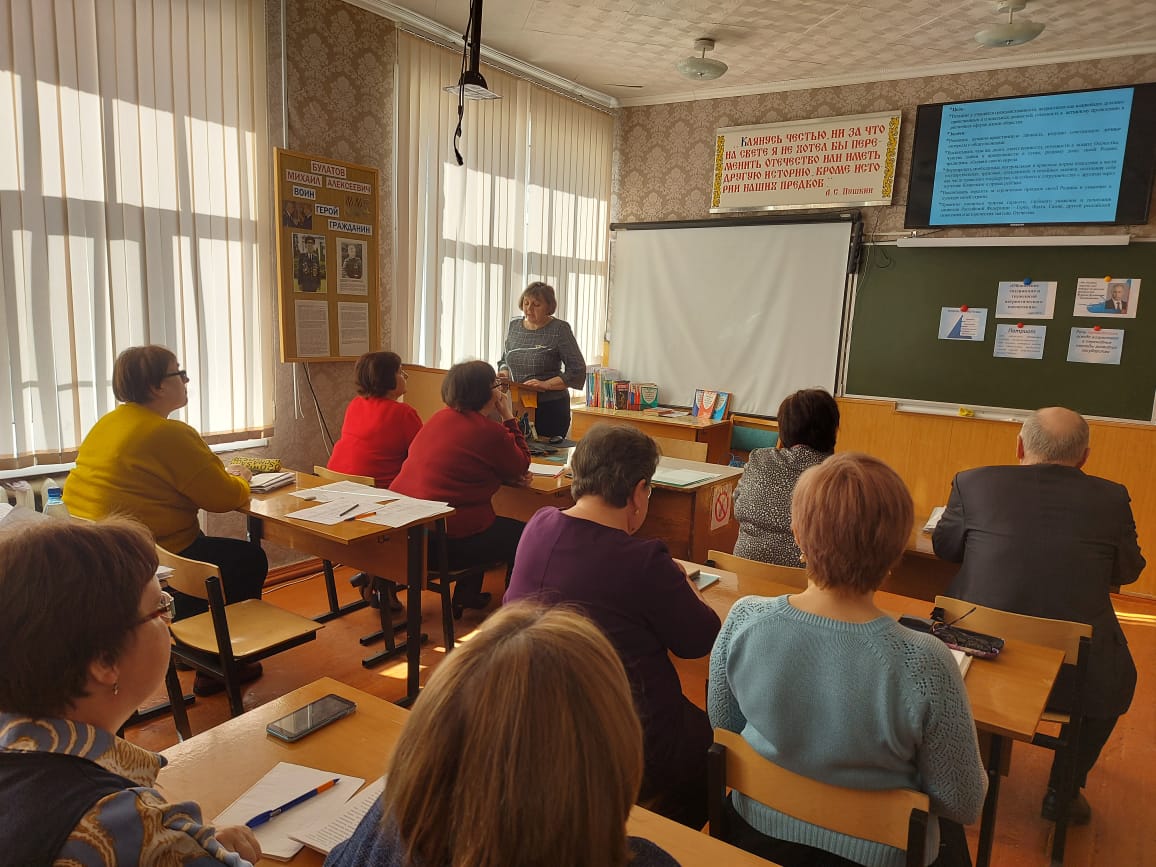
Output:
[708, 452, 986, 867]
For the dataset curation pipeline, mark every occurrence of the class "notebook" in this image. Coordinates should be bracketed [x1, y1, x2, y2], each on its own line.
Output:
[290, 776, 386, 855]
[249, 472, 296, 494]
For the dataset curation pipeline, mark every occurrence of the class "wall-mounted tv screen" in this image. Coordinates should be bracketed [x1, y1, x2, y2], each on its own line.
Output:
[905, 84, 1156, 228]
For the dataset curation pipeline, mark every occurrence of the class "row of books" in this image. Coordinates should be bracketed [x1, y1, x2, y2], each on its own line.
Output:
[585, 367, 660, 411]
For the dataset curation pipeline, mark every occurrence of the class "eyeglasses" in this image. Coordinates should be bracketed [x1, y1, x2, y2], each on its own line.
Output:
[163, 370, 189, 383]
[491, 380, 508, 391]
[139, 590, 176, 625]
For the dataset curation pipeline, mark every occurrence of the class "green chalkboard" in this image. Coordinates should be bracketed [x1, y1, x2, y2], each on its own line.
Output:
[845, 242, 1156, 422]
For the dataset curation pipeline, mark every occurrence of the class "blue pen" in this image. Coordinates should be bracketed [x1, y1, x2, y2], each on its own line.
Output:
[245, 778, 340, 828]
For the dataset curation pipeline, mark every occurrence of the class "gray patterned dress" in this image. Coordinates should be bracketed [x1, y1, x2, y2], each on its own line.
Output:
[733, 444, 831, 566]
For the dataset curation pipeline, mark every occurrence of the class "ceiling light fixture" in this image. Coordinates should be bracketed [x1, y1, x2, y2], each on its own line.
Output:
[975, 0, 1045, 48]
[677, 38, 728, 81]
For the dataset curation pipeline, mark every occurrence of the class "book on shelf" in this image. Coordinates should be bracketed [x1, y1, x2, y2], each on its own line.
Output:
[692, 389, 732, 421]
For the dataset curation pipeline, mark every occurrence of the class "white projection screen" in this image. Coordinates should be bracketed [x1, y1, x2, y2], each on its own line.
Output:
[610, 220, 854, 417]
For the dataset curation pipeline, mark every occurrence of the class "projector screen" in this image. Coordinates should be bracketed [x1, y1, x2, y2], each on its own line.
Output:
[905, 83, 1156, 228]
[610, 220, 854, 418]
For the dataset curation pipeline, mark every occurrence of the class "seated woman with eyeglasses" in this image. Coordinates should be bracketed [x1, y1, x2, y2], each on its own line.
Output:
[504, 423, 720, 829]
[325, 603, 679, 867]
[391, 360, 531, 613]
[0, 518, 261, 866]
[709, 453, 986, 867]
[64, 345, 266, 696]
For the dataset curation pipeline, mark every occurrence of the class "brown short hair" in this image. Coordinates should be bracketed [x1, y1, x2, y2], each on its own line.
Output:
[778, 388, 840, 452]
[441, 360, 496, 412]
[355, 351, 402, 397]
[570, 424, 659, 508]
[0, 518, 158, 717]
[112, 345, 178, 404]
[385, 603, 643, 867]
[520, 281, 557, 315]
[792, 452, 912, 594]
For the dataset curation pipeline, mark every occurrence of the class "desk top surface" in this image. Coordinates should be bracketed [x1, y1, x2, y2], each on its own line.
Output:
[244, 472, 451, 545]
[573, 405, 732, 430]
[693, 564, 1063, 742]
[523, 453, 743, 495]
[159, 678, 778, 867]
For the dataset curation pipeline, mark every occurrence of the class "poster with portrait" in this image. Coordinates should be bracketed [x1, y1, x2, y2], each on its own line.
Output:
[1073, 277, 1140, 318]
[337, 237, 368, 295]
[291, 234, 327, 294]
[275, 148, 379, 361]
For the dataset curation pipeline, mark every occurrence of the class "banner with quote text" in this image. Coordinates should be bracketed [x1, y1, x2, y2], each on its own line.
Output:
[711, 111, 901, 213]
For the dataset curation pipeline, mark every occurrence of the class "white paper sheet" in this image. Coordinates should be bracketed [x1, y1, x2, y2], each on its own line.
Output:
[526, 463, 565, 477]
[362, 498, 452, 528]
[290, 777, 386, 855]
[297, 480, 388, 498]
[288, 498, 389, 525]
[652, 467, 719, 487]
[212, 763, 364, 861]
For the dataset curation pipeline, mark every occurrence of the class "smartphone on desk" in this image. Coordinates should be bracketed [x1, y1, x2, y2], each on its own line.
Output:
[266, 694, 357, 743]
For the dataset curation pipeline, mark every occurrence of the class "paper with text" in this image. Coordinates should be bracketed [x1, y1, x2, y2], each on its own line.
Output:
[290, 776, 386, 855]
[362, 498, 452, 528]
[288, 498, 388, 525]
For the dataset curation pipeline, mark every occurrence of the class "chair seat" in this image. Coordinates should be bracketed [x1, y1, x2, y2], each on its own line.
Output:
[171, 599, 320, 659]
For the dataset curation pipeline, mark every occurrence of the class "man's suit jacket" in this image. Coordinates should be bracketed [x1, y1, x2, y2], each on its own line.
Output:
[932, 463, 1145, 717]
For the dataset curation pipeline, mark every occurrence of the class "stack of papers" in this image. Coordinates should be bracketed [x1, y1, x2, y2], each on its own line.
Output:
[249, 472, 296, 494]
[212, 763, 365, 861]
[922, 506, 946, 533]
[292, 480, 392, 502]
[652, 467, 719, 487]
[288, 498, 389, 525]
[362, 497, 452, 528]
[290, 776, 386, 855]
[527, 463, 566, 478]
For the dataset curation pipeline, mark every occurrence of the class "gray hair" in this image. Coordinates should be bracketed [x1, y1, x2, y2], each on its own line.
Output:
[1020, 409, 1089, 465]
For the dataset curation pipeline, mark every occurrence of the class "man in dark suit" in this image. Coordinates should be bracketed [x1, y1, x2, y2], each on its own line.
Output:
[932, 407, 1144, 825]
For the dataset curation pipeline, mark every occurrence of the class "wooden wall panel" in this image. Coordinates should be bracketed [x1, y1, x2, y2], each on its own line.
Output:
[837, 399, 1155, 598]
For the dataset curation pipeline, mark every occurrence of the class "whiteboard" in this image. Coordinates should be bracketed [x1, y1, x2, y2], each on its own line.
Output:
[610, 221, 854, 417]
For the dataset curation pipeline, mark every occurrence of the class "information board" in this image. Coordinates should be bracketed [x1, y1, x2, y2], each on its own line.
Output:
[275, 148, 379, 362]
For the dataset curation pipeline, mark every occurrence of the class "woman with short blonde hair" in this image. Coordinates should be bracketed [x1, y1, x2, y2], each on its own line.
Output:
[709, 453, 986, 867]
[325, 603, 679, 867]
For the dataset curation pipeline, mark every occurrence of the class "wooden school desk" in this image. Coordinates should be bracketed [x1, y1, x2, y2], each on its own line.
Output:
[493, 454, 744, 562]
[686, 563, 1064, 867]
[244, 473, 450, 705]
[571, 405, 734, 464]
[158, 678, 780, 867]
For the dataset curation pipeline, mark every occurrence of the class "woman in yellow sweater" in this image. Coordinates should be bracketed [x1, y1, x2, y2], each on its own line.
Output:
[64, 345, 266, 695]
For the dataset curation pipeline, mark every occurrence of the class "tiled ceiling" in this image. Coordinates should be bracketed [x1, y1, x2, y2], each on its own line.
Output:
[370, 0, 1156, 105]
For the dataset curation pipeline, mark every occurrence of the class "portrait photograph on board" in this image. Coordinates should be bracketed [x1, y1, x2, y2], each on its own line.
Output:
[292, 233, 327, 294]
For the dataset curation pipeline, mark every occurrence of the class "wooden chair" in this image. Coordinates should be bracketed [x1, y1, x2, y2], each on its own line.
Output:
[654, 436, 708, 462]
[706, 548, 808, 590]
[934, 595, 1092, 864]
[157, 546, 321, 716]
[310, 465, 378, 622]
[708, 728, 930, 867]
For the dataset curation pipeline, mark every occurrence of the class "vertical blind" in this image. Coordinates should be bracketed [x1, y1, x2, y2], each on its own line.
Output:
[0, 0, 273, 469]
[395, 33, 612, 372]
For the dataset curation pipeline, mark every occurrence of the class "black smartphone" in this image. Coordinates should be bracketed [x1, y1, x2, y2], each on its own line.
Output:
[266, 694, 357, 743]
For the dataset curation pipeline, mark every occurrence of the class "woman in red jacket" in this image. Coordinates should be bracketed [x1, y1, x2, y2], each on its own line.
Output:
[329, 351, 422, 488]
[392, 360, 531, 613]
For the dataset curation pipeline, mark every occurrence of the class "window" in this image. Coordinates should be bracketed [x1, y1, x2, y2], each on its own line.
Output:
[0, 0, 273, 469]
[395, 33, 612, 372]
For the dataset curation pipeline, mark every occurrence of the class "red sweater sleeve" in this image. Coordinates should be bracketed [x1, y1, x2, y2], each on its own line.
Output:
[492, 418, 531, 480]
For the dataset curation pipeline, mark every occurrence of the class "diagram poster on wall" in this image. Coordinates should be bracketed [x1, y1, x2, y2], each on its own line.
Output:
[275, 148, 379, 362]
[711, 110, 901, 213]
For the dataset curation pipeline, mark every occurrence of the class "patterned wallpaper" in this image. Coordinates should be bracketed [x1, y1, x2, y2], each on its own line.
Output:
[614, 54, 1156, 238]
[207, 0, 396, 557]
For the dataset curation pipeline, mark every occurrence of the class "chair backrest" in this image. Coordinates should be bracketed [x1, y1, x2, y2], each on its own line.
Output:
[654, 436, 708, 462]
[710, 729, 929, 858]
[933, 595, 1091, 664]
[707, 548, 808, 590]
[154, 545, 219, 601]
[313, 465, 376, 487]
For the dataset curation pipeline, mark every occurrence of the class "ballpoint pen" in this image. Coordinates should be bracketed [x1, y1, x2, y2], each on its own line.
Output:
[337, 502, 359, 517]
[245, 778, 340, 828]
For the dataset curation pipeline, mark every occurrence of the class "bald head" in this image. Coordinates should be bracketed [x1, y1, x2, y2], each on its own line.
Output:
[1018, 407, 1089, 467]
